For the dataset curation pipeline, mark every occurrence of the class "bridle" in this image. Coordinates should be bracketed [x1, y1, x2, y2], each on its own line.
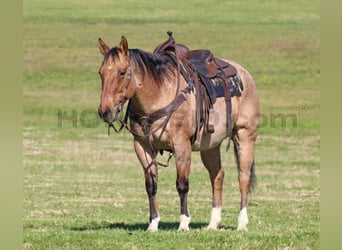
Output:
[107, 65, 132, 134]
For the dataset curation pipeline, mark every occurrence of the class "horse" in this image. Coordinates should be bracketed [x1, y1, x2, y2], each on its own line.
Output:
[97, 34, 259, 232]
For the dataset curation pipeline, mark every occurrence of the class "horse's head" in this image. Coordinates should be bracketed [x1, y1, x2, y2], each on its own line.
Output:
[97, 36, 135, 124]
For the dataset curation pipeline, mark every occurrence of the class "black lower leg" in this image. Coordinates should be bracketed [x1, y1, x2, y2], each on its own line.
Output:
[176, 178, 189, 217]
[146, 171, 159, 221]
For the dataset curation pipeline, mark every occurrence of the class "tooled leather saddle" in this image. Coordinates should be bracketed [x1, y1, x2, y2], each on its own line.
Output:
[154, 33, 243, 105]
[154, 31, 243, 143]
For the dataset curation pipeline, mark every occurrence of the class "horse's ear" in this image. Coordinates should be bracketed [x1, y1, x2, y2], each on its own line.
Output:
[98, 38, 110, 55]
[119, 36, 128, 56]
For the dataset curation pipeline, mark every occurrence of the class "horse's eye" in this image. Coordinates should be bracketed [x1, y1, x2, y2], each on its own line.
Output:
[119, 70, 126, 78]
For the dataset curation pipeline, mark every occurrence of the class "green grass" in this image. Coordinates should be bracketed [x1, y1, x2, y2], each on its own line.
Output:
[23, 0, 320, 249]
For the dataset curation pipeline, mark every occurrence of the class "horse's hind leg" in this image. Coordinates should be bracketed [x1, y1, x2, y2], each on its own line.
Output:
[200, 145, 224, 230]
[233, 127, 257, 231]
[134, 139, 160, 232]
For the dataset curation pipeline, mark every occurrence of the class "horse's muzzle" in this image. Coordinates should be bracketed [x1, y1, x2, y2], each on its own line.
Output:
[98, 106, 121, 124]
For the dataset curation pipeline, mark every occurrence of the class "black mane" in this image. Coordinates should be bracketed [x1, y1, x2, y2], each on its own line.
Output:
[130, 49, 177, 85]
[105, 47, 176, 86]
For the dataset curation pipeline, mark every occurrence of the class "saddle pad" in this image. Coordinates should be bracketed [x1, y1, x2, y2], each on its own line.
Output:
[200, 74, 244, 105]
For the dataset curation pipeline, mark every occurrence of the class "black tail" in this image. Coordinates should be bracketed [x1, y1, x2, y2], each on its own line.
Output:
[249, 159, 257, 193]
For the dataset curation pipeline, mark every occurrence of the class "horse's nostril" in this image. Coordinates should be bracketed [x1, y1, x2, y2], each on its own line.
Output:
[98, 108, 112, 122]
[98, 109, 103, 119]
[103, 109, 110, 121]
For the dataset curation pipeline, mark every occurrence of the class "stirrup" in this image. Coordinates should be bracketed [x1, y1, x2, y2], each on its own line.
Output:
[208, 108, 215, 133]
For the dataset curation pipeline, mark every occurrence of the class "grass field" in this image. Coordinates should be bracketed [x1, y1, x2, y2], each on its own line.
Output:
[23, 0, 320, 249]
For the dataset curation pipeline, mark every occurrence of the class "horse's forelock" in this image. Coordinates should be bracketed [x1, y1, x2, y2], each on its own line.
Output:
[104, 47, 119, 61]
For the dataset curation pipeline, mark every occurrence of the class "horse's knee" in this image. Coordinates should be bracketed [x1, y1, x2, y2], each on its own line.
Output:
[176, 178, 189, 194]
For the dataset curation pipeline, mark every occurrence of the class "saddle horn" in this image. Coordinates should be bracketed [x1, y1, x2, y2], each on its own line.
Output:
[167, 31, 174, 41]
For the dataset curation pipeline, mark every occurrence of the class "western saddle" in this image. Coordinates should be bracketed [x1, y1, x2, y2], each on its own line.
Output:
[154, 31, 243, 144]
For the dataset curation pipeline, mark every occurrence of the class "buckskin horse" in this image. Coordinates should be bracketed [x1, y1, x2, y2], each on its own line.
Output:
[97, 32, 259, 232]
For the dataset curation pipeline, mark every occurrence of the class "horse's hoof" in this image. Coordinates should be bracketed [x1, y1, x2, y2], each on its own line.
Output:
[206, 207, 221, 230]
[146, 216, 160, 232]
[178, 214, 190, 231]
[237, 207, 248, 231]
[237, 224, 248, 231]
[178, 227, 190, 232]
[146, 227, 158, 232]
[205, 225, 218, 230]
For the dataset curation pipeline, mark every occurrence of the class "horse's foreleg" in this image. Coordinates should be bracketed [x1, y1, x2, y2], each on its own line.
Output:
[174, 141, 192, 231]
[145, 164, 160, 232]
[233, 127, 257, 231]
[134, 140, 160, 232]
[200, 146, 224, 230]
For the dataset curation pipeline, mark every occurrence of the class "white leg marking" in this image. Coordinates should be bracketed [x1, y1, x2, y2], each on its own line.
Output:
[237, 207, 249, 231]
[206, 207, 222, 230]
[178, 214, 191, 231]
[147, 216, 160, 232]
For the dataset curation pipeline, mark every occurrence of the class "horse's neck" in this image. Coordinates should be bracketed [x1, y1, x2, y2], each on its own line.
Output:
[130, 70, 178, 115]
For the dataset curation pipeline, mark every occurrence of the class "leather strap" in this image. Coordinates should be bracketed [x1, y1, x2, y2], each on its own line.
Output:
[128, 88, 190, 137]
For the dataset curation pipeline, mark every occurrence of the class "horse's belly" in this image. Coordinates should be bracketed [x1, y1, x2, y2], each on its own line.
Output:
[191, 126, 228, 151]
